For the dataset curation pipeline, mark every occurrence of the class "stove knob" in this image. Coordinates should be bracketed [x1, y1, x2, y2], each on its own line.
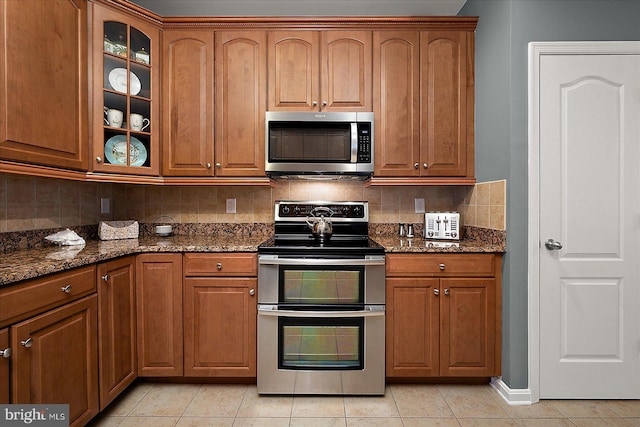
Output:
[428, 231, 434, 237]
[352, 206, 362, 217]
[342, 206, 350, 216]
[452, 232, 457, 238]
[293, 206, 301, 215]
[281, 205, 290, 215]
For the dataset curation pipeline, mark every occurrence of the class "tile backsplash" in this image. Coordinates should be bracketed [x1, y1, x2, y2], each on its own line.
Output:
[0, 173, 506, 234]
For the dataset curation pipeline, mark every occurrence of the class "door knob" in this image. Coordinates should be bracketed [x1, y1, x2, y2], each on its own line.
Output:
[414, 163, 419, 169]
[250, 289, 255, 296]
[21, 338, 33, 348]
[61, 285, 72, 293]
[0, 348, 10, 358]
[545, 239, 563, 250]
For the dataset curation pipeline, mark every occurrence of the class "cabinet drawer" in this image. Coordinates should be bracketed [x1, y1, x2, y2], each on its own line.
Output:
[183, 253, 257, 277]
[386, 254, 495, 277]
[0, 265, 96, 327]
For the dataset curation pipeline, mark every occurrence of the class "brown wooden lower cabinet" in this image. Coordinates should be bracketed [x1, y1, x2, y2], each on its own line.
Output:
[0, 327, 9, 404]
[136, 253, 183, 377]
[184, 277, 257, 377]
[10, 295, 99, 427]
[386, 253, 502, 378]
[183, 253, 258, 377]
[97, 256, 137, 410]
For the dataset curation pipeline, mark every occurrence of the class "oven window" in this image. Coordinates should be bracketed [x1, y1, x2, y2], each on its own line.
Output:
[278, 317, 364, 370]
[279, 266, 364, 305]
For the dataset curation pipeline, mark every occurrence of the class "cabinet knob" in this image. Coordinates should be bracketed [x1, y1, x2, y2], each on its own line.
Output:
[250, 289, 255, 296]
[206, 163, 212, 169]
[61, 284, 72, 293]
[216, 262, 222, 270]
[101, 274, 109, 282]
[21, 338, 33, 348]
[439, 263, 445, 270]
[423, 163, 428, 169]
[96, 156, 103, 163]
[444, 288, 450, 296]
[312, 100, 318, 107]
[322, 100, 328, 107]
[414, 163, 419, 169]
[215, 163, 221, 169]
[434, 289, 440, 296]
[0, 348, 11, 358]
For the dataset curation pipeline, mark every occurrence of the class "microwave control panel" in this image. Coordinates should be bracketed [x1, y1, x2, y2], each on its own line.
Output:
[357, 123, 372, 163]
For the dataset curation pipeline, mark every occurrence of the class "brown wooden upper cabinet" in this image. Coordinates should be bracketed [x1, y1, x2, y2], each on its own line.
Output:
[0, 0, 88, 170]
[374, 30, 474, 179]
[162, 30, 266, 177]
[268, 31, 372, 112]
[91, 2, 161, 175]
[162, 29, 214, 176]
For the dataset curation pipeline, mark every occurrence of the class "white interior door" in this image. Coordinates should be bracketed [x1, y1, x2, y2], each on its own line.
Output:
[536, 47, 640, 398]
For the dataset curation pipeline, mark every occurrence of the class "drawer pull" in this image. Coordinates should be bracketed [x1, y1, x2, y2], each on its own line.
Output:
[61, 285, 72, 294]
[216, 263, 222, 270]
[444, 288, 450, 296]
[434, 289, 440, 296]
[250, 289, 255, 296]
[0, 348, 11, 358]
[439, 263, 445, 270]
[21, 338, 33, 348]
[101, 274, 109, 282]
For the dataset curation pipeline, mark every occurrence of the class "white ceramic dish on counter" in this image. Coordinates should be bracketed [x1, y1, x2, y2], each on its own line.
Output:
[154, 225, 172, 236]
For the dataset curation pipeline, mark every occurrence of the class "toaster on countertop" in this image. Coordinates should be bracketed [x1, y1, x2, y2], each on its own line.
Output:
[424, 212, 460, 240]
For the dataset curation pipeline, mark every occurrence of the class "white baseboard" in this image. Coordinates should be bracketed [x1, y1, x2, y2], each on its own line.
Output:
[491, 377, 533, 405]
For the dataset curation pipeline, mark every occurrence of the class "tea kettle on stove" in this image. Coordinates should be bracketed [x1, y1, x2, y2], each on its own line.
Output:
[306, 206, 334, 240]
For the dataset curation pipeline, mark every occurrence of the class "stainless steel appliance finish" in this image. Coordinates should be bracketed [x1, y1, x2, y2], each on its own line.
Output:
[257, 201, 386, 395]
[265, 112, 374, 177]
[424, 212, 460, 240]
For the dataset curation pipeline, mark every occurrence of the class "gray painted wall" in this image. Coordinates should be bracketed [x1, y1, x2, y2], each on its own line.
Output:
[459, 0, 640, 389]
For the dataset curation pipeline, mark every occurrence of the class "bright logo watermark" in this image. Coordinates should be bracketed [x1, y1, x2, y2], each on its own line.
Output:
[0, 405, 68, 426]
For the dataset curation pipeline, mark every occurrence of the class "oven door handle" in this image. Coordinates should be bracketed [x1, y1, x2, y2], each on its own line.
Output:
[258, 255, 385, 266]
[258, 305, 385, 318]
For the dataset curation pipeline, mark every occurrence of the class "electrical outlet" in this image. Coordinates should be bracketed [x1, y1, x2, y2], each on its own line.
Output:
[226, 198, 236, 214]
[415, 198, 425, 213]
[100, 198, 110, 214]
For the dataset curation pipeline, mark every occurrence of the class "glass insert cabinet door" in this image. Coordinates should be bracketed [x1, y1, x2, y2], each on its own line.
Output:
[92, 3, 159, 175]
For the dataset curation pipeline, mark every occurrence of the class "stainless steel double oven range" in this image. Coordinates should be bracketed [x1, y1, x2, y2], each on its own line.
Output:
[257, 201, 385, 395]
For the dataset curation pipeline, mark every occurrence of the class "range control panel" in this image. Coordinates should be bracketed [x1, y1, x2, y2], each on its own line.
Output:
[275, 201, 367, 221]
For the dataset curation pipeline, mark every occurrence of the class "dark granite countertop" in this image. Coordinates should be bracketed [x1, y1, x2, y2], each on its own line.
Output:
[374, 235, 506, 253]
[0, 226, 505, 287]
[0, 235, 268, 287]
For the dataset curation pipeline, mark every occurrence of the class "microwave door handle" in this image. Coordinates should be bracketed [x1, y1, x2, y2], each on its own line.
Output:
[351, 122, 358, 163]
[258, 305, 385, 318]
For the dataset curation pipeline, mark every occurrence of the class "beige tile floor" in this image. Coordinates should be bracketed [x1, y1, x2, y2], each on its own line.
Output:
[87, 382, 640, 427]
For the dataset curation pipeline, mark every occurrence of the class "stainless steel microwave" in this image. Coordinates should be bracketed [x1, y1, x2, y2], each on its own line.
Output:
[265, 111, 374, 177]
